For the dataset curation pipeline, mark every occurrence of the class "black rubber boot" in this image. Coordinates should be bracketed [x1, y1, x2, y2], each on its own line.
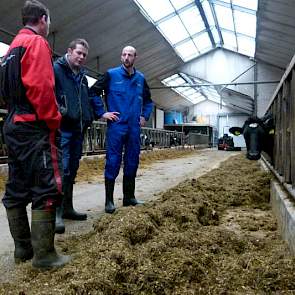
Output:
[123, 176, 144, 207]
[31, 209, 71, 269]
[63, 182, 87, 220]
[105, 178, 116, 214]
[6, 207, 33, 264]
[55, 205, 65, 234]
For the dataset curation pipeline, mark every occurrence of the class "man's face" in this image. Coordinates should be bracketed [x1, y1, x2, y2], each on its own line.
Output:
[39, 14, 50, 37]
[67, 44, 88, 69]
[121, 47, 136, 69]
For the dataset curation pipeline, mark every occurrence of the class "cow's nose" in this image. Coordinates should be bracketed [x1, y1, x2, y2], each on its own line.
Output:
[247, 151, 261, 160]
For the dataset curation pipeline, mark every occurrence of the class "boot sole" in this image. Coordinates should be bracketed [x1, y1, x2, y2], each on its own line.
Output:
[123, 201, 144, 207]
[105, 208, 116, 214]
[32, 255, 71, 269]
[15, 251, 34, 264]
[55, 227, 65, 234]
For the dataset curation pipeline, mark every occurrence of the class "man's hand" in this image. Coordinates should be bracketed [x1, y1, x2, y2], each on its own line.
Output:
[102, 112, 120, 121]
[140, 116, 146, 127]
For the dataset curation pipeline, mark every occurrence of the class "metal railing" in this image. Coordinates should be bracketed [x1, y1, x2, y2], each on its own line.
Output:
[82, 121, 211, 154]
[0, 119, 212, 158]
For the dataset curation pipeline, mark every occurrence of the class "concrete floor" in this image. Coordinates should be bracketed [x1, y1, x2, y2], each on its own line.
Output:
[0, 148, 240, 279]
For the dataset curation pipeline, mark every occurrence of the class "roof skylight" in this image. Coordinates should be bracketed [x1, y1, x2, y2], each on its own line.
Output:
[179, 7, 205, 35]
[232, 0, 258, 11]
[158, 16, 190, 45]
[162, 74, 206, 104]
[170, 0, 194, 10]
[175, 40, 199, 61]
[137, 0, 174, 22]
[234, 10, 256, 37]
[133, 0, 258, 61]
[215, 5, 234, 31]
[161, 72, 227, 106]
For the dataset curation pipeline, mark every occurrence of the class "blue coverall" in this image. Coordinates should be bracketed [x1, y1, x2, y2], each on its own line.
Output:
[91, 65, 153, 180]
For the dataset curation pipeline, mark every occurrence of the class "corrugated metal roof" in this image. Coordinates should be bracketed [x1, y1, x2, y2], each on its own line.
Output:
[256, 0, 295, 70]
[0, 0, 294, 112]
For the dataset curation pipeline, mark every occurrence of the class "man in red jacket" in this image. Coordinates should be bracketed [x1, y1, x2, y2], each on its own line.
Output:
[0, 0, 70, 269]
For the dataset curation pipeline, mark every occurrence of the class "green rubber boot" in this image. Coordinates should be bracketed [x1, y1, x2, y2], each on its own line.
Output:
[31, 210, 71, 269]
[105, 178, 116, 214]
[6, 207, 33, 264]
[63, 182, 87, 220]
[123, 176, 144, 207]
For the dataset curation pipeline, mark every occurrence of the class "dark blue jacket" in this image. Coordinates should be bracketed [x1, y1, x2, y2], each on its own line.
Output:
[54, 56, 94, 132]
[90, 66, 153, 125]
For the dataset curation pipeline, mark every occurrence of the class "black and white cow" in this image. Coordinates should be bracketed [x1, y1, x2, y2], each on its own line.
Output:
[170, 134, 181, 147]
[140, 133, 155, 149]
[229, 114, 274, 161]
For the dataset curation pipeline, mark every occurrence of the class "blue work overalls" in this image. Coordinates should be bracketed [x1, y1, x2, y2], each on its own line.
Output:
[103, 66, 153, 180]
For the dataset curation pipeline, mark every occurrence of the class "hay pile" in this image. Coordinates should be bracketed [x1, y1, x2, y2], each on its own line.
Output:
[1, 154, 295, 294]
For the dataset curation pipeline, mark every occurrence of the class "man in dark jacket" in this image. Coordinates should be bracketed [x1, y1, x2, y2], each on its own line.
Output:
[0, 0, 70, 268]
[91, 46, 153, 214]
[54, 38, 95, 233]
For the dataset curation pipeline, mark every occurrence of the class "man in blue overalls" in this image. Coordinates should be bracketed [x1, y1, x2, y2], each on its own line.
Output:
[91, 46, 153, 213]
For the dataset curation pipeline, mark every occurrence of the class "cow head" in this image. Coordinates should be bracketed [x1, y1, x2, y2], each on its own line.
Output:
[229, 114, 274, 160]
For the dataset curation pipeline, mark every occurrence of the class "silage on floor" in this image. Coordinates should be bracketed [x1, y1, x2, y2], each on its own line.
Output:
[1, 154, 295, 295]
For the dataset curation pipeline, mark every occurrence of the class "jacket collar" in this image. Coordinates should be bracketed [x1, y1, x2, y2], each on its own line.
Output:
[56, 55, 86, 76]
[120, 65, 136, 77]
[19, 27, 39, 35]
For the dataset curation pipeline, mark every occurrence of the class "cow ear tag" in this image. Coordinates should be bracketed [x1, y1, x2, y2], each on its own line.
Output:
[249, 123, 258, 128]
[269, 129, 274, 135]
[234, 131, 241, 136]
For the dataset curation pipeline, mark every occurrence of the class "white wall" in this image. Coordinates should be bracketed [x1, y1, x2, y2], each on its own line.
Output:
[187, 100, 248, 145]
[157, 47, 284, 144]
[181, 48, 255, 98]
[180, 48, 284, 118]
[188, 100, 235, 126]
[155, 108, 164, 129]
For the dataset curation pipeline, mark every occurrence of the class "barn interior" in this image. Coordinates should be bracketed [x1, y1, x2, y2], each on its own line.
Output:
[1, 0, 294, 145]
[1, 0, 295, 293]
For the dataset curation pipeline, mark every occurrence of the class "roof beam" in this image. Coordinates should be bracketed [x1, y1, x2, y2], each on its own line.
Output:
[194, 0, 215, 47]
[207, 0, 224, 45]
[150, 80, 280, 89]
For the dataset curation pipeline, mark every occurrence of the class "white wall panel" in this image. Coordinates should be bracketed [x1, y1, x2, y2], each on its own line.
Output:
[155, 108, 164, 129]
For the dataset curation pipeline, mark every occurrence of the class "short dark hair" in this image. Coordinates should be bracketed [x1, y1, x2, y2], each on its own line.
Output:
[22, 0, 49, 26]
[68, 39, 89, 51]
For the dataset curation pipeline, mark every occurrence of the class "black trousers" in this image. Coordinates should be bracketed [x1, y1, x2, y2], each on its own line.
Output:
[2, 118, 63, 210]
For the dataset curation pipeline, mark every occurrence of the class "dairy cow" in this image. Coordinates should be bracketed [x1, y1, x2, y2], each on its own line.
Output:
[229, 114, 274, 161]
[170, 134, 181, 147]
[140, 133, 155, 149]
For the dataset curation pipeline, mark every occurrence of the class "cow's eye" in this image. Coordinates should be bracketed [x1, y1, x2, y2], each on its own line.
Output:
[249, 123, 258, 128]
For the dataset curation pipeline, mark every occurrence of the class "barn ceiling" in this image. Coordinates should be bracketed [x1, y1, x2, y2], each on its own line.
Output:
[256, 0, 295, 70]
[0, 0, 294, 113]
